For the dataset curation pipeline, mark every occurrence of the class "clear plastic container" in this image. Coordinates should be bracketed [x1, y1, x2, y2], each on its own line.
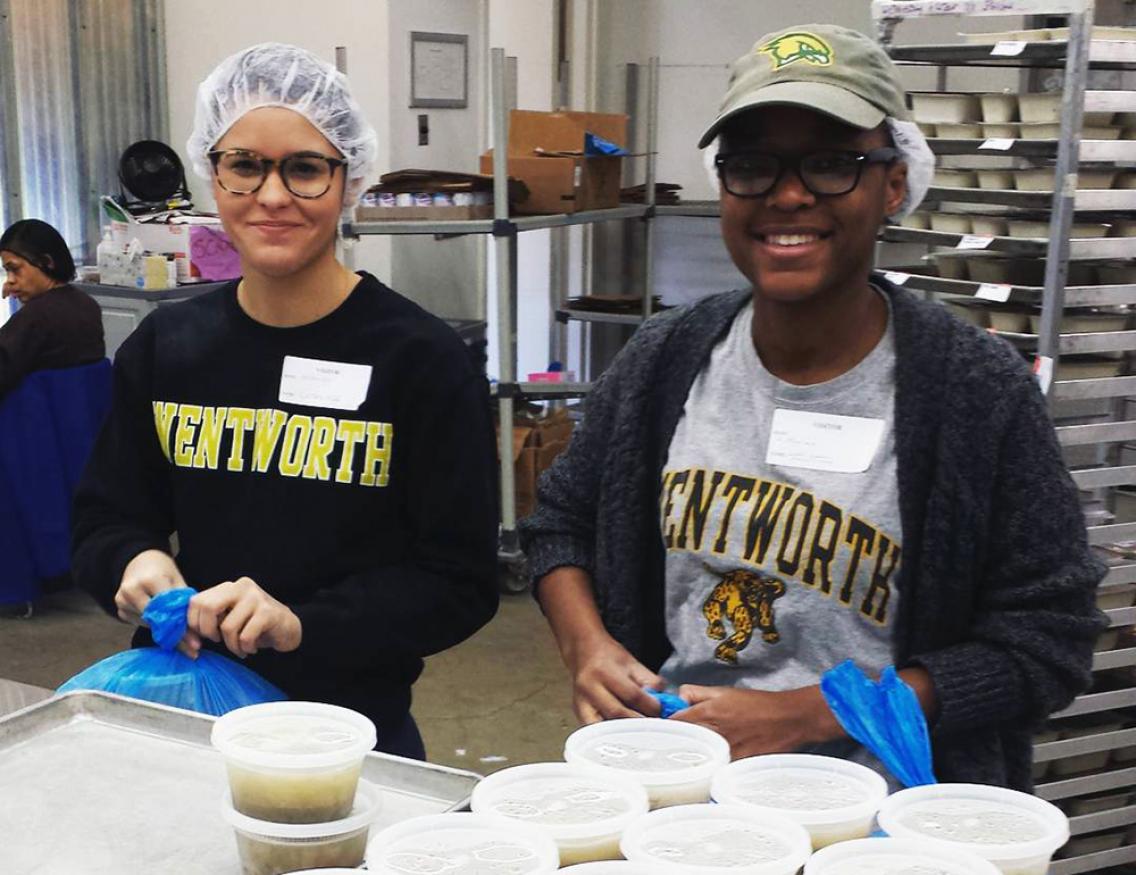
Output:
[222, 780, 380, 875]
[211, 701, 377, 823]
[470, 761, 649, 865]
[366, 812, 560, 874]
[804, 837, 1002, 874]
[619, 803, 812, 874]
[563, 718, 730, 809]
[877, 783, 1070, 875]
[710, 754, 888, 849]
[560, 864, 656, 874]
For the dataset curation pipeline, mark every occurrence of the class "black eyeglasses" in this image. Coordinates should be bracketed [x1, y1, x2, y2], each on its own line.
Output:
[207, 149, 348, 199]
[714, 148, 900, 198]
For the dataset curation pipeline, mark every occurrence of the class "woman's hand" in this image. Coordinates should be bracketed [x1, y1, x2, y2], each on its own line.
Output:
[187, 577, 302, 659]
[564, 630, 664, 723]
[670, 684, 844, 758]
[114, 549, 200, 657]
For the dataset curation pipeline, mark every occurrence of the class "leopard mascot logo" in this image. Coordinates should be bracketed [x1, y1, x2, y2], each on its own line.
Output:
[702, 569, 787, 664]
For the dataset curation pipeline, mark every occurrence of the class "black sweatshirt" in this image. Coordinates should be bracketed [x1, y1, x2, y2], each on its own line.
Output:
[73, 273, 499, 732]
[0, 283, 105, 397]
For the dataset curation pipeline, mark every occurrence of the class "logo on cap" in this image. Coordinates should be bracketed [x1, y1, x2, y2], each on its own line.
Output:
[759, 32, 834, 71]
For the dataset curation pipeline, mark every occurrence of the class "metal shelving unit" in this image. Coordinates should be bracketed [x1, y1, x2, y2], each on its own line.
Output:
[342, 49, 659, 573]
[875, 1, 1136, 869]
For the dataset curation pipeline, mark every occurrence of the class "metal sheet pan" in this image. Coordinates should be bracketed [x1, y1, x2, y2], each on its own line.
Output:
[0, 691, 480, 874]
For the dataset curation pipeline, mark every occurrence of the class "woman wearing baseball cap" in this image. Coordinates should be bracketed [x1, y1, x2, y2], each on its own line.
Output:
[523, 24, 1104, 788]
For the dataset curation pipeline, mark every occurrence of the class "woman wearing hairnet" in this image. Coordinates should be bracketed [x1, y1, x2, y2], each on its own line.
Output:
[72, 43, 498, 758]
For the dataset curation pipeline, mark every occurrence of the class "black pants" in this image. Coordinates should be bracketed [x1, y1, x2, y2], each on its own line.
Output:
[377, 710, 426, 760]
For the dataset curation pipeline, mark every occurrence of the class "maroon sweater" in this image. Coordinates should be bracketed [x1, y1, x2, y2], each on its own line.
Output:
[0, 284, 105, 396]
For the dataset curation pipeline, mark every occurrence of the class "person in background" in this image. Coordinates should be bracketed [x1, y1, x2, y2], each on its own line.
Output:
[72, 43, 499, 759]
[0, 219, 104, 397]
[521, 24, 1105, 789]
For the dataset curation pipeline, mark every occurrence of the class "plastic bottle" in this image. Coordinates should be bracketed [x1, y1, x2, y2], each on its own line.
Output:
[95, 229, 116, 282]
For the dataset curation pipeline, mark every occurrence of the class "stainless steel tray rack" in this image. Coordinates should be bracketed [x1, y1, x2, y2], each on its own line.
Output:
[0, 691, 480, 875]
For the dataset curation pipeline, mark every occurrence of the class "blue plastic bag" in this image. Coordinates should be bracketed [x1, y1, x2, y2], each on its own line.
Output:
[643, 687, 689, 718]
[820, 660, 936, 788]
[58, 588, 287, 716]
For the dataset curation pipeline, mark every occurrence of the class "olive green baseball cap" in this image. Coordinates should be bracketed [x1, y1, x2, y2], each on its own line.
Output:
[698, 24, 913, 148]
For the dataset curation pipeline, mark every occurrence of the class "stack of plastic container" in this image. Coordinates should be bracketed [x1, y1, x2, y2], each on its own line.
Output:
[211, 702, 381, 875]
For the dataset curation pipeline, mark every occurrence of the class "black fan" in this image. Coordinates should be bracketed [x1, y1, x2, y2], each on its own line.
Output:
[117, 140, 193, 214]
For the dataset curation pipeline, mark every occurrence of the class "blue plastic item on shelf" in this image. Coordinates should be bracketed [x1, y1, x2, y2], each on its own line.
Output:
[57, 588, 287, 716]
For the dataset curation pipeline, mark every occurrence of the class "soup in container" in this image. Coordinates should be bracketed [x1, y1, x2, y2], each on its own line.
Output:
[805, 837, 1001, 875]
[620, 803, 812, 875]
[710, 754, 888, 849]
[877, 783, 1069, 875]
[366, 812, 560, 875]
[471, 761, 649, 865]
[563, 718, 730, 808]
[222, 780, 380, 875]
[212, 701, 377, 823]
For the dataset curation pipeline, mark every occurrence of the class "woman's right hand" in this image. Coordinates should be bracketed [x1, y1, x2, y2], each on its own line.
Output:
[114, 549, 201, 657]
[564, 630, 664, 723]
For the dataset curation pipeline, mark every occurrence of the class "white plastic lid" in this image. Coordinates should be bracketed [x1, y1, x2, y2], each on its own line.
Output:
[559, 864, 656, 873]
[211, 701, 377, 771]
[471, 762, 649, 841]
[619, 803, 813, 874]
[366, 812, 561, 875]
[877, 783, 1070, 863]
[222, 780, 381, 841]
[563, 718, 730, 787]
[805, 837, 1002, 874]
[711, 754, 888, 827]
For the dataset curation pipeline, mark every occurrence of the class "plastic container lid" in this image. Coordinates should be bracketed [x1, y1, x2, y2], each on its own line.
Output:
[366, 812, 561, 874]
[222, 780, 381, 840]
[619, 803, 813, 874]
[711, 754, 888, 829]
[559, 864, 656, 873]
[471, 762, 649, 841]
[563, 718, 730, 788]
[877, 783, 1070, 864]
[805, 837, 1002, 874]
[211, 701, 377, 771]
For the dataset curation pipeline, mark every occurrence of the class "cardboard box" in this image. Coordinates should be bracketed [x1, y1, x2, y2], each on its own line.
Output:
[109, 219, 238, 281]
[499, 408, 574, 519]
[479, 110, 628, 214]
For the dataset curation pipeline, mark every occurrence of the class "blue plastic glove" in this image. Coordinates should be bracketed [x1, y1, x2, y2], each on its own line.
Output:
[644, 687, 689, 718]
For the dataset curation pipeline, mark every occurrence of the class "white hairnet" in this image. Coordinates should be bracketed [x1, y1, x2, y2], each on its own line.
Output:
[186, 43, 378, 208]
[700, 118, 935, 220]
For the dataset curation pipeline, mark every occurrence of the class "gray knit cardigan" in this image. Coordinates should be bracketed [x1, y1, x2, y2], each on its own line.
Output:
[520, 278, 1107, 790]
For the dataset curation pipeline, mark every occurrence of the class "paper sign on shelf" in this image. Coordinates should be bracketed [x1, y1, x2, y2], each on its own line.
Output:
[957, 235, 994, 251]
[980, 138, 1015, 151]
[883, 271, 911, 286]
[991, 41, 1027, 57]
[976, 283, 1013, 302]
[1033, 355, 1054, 395]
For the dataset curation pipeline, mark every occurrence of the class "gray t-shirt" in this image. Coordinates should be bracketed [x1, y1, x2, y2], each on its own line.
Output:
[659, 294, 902, 767]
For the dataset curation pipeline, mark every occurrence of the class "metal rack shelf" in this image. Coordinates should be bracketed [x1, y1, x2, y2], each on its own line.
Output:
[888, 272, 1136, 307]
[555, 309, 646, 326]
[922, 185, 1136, 212]
[881, 226, 1136, 259]
[492, 381, 592, 400]
[887, 40, 1136, 69]
[655, 201, 720, 218]
[927, 138, 1136, 163]
[343, 205, 650, 240]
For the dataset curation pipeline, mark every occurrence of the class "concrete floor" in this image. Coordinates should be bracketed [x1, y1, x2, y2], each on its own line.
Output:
[0, 588, 577, 775]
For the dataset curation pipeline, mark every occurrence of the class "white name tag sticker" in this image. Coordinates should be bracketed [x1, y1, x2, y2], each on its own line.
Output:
[979, 138, 1015, 151]
[957, 234, 994, 251]
[976, 283, 1013, 302]
[279, 355, 373, 411]
[766, 409, 886, 474]
[991, 40, 1027, 57]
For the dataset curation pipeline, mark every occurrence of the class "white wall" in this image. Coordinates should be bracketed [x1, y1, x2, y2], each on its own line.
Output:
[162, 0, 393, 282]
[387, 0, 485, 321]
[485, 0, 556, 381]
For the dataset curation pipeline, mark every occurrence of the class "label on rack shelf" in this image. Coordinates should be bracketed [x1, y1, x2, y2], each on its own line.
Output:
[957, 235, 994, 251]
[883, 271, 911, 286]
[1033, 355, 1054, 395]
[980, 138, 1015, 151]
[976, 283, 1013, 302]
[991, 40, 1027, 57]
